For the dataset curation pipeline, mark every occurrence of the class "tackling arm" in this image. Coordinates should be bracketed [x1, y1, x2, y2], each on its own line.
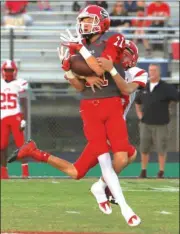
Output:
[97, 57, 140, 94]
[111, 74, 139, 94]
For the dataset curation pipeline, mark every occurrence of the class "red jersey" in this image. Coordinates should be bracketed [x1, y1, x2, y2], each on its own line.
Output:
[5, 0, 28, 14]
[147, 2, 170, 17]
[82, 31, 125, 99]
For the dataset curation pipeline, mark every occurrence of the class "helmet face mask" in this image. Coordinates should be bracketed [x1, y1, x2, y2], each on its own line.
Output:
[77, 15, 101, 35]
[1, 60, 17, 82]
[122, 40, 138, 70]
[76, 5, 110, 36]
[122, 50, 133, 69]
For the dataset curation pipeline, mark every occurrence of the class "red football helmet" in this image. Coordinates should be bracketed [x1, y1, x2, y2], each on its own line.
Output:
[122, 40, 139, 70]
[76, 5, 110, 36]
[1, 60, 18, 82]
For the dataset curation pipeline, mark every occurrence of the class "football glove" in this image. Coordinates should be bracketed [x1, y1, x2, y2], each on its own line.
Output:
[57, 46, 71, 71]
[20, 119, 26, 131]
[60, 29, 83, 52]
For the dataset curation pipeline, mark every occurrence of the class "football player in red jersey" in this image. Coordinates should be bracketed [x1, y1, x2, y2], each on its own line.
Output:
[8, 5, 141, 226]
[1, 60, 29, 179]
[89, 40, 148, 206]
[62, 39, 147, 210]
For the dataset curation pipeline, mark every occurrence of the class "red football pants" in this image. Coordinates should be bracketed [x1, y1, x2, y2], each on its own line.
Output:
[0, 113, 25, 150]
[74, 97, 131, 179]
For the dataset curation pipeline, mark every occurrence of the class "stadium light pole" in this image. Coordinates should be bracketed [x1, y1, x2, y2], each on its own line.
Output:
[10, 28, 14, 61]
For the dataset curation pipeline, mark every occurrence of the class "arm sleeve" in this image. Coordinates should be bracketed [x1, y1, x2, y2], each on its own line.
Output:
[132, 71, 148, 88]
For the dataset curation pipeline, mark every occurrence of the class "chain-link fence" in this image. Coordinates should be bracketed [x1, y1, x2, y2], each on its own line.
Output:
[8, 88, 179, 161]
[28, 89, 179, 156]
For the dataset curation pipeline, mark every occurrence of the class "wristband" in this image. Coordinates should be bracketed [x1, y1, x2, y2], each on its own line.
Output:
[65, 70, 75, 79]
[79, 46, 92, 59]
[110, 67, 118, 77]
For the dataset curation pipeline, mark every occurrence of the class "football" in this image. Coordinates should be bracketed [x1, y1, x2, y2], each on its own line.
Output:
[70, 54, 95, 77]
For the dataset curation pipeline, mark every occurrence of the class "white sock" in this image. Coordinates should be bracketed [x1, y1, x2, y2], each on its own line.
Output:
[97, 177, 107, 190]
[98, 153, 129, 213]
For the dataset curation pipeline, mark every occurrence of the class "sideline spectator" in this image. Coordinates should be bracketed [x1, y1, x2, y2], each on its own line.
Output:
[147, 1, 170, 49]
[85, 1, 108, 10]
[132, 7, 151, 56]
[137, 0, 146, 9]
[3, 0, 33, 27]
[135, 64, 179, 178]
[147, 0, 170, 26]
[110, 1, 131, 30]
[124, 1, 137, 14]
[37, 0, 51, 11]
[72, 1, 81, 12]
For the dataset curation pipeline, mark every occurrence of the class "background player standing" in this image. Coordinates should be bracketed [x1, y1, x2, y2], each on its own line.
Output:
[1, 60, 29, 179]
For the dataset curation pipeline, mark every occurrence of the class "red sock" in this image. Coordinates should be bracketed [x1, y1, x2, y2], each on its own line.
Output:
[1, 167, 9, 179]
[21, 164, 29, 178]
[32, 148, 51, 162]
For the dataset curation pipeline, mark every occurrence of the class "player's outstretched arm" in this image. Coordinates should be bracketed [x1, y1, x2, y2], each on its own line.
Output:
[97, 57, 139, 94]
[57, 46, 85, 92]
[60, 30, 104, 76]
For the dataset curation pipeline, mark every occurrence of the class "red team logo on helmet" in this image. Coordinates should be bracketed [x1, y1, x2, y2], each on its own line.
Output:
[1, 60, 18, 82]
[76, 5, 110, 35]
[122, 40, 139, 69]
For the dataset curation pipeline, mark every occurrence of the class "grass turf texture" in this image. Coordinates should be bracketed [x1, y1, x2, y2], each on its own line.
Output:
[1, 179, 179, 234]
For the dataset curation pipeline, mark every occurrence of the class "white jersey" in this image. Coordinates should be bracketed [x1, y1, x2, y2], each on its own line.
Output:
[122, 66, 148, 118]
[0, 78, 28, 119]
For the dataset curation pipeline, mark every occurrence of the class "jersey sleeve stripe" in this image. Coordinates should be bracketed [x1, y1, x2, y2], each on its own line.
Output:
[135, 70, 146, 77]
[21, 81, 28, 86]
[132, 81, 146, 87]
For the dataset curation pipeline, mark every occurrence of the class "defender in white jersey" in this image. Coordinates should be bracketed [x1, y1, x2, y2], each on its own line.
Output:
[90, 40, 148, 212]
[0, 60, 29, 179]
[122, 66, 147, 118]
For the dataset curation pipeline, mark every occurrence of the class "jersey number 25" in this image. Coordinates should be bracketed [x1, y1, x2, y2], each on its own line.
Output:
[0, 93, 17, 109]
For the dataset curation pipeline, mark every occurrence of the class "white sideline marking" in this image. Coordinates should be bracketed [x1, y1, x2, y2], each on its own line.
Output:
[123, 186, 179, 192]
[158, 211, 172, 215]
[66, 210, 80, 214]
[169, 180, 179, 184]
[51, 180, 60, 184]
[152, 187, 179, 192]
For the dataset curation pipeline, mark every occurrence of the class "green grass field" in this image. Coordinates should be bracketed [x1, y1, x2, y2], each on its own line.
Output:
[1, 179, 179, 234]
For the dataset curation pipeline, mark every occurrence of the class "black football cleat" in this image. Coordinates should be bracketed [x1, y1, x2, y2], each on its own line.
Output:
[8, 148, 20, 163]
[105, 187, 118, 205]
[8, 140, 34, 163]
